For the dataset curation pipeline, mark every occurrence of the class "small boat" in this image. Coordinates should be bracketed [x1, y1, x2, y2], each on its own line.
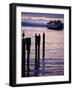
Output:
[47, 20, 64, 30]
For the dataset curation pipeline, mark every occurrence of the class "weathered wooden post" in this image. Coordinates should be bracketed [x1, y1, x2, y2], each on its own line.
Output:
[42, 32, 45, 75]
[35, 33, 41, 76]
[35, 34, 37, 76]
[37, 34, 40, 70]
[43, 32, 45, 59]
[26, 38, 31, 77]
[22, 31, 26, 77]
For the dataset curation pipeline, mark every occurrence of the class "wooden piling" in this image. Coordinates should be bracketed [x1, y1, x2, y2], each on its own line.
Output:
[35, 34, 41, 76]
[43, 32, 45, 59]
[26, 38, 31, 77]
[42, 32, 45, 75]
[22, 32, 26, 77]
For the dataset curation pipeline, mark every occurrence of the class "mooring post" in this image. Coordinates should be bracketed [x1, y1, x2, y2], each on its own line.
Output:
[37, 34, 40, 70]
[35, 33, 41, 76]
[42, 32, 45, 75]
[22, 31, 26, 77]
[43, 32, 45, 59]
[26, 38, 31, 77]
[35, 33, 37, 76]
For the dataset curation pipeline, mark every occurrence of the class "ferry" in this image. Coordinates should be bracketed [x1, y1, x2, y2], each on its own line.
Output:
[47, 20, 64, 30]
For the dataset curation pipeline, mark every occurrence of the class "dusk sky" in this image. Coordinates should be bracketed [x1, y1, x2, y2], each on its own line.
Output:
[21, 12, 64, 19]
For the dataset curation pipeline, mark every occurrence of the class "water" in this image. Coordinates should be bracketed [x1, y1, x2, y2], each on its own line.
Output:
[22, 27, 64, 76]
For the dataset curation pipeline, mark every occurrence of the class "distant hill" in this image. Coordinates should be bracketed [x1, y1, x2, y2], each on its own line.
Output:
[21, 21, 47, 27]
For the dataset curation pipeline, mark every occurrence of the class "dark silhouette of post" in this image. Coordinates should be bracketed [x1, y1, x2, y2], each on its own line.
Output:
[43, 32, 45, 59]
[35, 34, 41, 76]
[22, 31, 26, 77]
[42, 32, 45, 75]
[37, 34, 40, 69]
[35, 34, 37, 76]
[26, 38, 31, 77]
[22, 31, 25, 38]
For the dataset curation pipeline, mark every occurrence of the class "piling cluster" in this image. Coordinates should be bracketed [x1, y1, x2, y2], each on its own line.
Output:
[22, 31, 45, 77]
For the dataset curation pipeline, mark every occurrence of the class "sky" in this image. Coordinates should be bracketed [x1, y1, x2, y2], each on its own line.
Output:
[21, 12, 64, 23]
[21, 12, 64, 19]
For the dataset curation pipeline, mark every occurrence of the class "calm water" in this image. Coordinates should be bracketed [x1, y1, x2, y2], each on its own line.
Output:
[22, 27, 64, 76]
